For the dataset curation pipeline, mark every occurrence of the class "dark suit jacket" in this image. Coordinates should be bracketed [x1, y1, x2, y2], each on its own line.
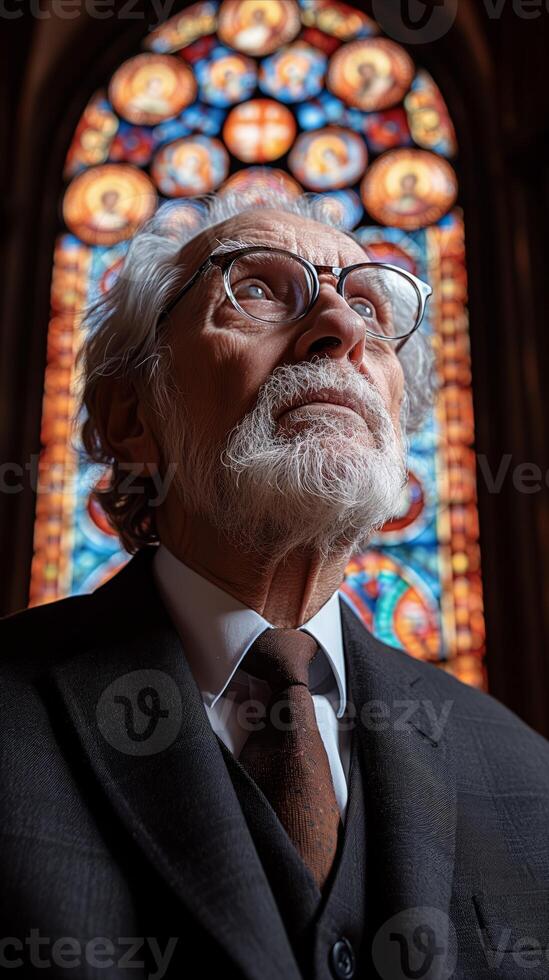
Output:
[1, 545, 549, 979]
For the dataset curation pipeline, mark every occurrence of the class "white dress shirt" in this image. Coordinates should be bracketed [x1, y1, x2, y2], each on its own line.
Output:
[153, 543, 354, 820]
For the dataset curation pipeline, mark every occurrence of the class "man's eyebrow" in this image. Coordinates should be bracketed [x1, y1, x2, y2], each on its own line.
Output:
[364, 269, 392, 301]
[210, 237, 258, 256]
[208, 224, 363, 256]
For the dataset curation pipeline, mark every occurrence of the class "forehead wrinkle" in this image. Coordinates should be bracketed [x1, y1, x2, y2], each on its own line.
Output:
[229, 211, 367, 268]
[177, 209, 367, 276]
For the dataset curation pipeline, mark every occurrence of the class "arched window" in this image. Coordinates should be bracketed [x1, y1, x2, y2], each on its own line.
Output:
[29, 0, 485, 689]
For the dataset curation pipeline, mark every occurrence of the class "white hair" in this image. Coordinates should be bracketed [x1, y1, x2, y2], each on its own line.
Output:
[76, 185, 436, 551]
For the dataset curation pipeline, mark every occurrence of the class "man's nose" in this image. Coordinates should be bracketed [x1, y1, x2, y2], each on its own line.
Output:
[292, 283, 367, 367]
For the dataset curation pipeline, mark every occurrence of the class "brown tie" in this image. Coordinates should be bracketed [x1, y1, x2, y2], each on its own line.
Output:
[238, 627, 342, 891]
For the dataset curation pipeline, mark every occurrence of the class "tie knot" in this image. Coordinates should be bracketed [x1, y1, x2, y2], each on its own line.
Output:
[242, 628, 319, 694]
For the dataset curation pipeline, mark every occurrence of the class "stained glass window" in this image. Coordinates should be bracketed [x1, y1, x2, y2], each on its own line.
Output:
[30, 0, 486, 689]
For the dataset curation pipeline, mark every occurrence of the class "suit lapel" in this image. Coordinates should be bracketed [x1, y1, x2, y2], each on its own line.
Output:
[49, 549, 301, 980]
[340, 598, 457, 938]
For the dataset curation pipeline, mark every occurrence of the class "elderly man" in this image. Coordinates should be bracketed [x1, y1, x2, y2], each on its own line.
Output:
[1, 193, 549, 980]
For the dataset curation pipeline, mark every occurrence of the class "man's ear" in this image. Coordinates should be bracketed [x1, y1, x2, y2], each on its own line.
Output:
[97, 375, 160, 475]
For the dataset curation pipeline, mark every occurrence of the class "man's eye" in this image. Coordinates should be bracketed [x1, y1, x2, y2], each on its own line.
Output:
[348, 298, 375, 318]
[234, 281, 268, 300]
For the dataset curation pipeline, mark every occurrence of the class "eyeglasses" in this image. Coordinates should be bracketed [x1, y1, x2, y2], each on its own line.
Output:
[158, 245, 432, 352]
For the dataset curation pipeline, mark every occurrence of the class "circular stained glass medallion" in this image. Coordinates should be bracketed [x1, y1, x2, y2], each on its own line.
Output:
[151, 136, 229, 196]
[218, 0, 301, 56]
[223, 98, 297, 162]
[361, 147, 457, 230]
[328, 37, 414, 111]
[288, 126, 368, 191]
[259, 41, 327, 103]
[196, 47, 257, 107]
[63, 163, 157, 246]
[109, 53, 196, 126]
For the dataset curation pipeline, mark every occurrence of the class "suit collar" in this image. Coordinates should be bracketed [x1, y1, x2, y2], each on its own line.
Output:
[153, 542, 347, 717]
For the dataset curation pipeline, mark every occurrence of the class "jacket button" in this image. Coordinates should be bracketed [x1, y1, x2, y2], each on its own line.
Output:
[329, 937, 355, 979]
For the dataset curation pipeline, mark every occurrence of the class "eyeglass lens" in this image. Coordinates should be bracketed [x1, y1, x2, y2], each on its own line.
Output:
[227, 250, 420, 337]
[228, 251, 313, 324]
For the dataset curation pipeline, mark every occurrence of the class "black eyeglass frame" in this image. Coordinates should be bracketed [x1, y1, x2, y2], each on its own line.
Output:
[158, 245, 433, 352]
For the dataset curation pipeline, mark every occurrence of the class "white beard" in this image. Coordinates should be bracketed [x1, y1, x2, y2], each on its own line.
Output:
[167, 358, 407, 560]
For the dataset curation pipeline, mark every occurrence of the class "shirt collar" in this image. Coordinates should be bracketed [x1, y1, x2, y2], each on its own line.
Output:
[152, 543, 347, 719]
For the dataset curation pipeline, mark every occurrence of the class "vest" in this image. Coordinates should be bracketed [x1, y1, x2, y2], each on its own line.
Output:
[217, 722, 368, 979]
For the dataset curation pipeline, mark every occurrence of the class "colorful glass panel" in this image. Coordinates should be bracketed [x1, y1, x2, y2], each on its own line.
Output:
[31, 0, 486, 689]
